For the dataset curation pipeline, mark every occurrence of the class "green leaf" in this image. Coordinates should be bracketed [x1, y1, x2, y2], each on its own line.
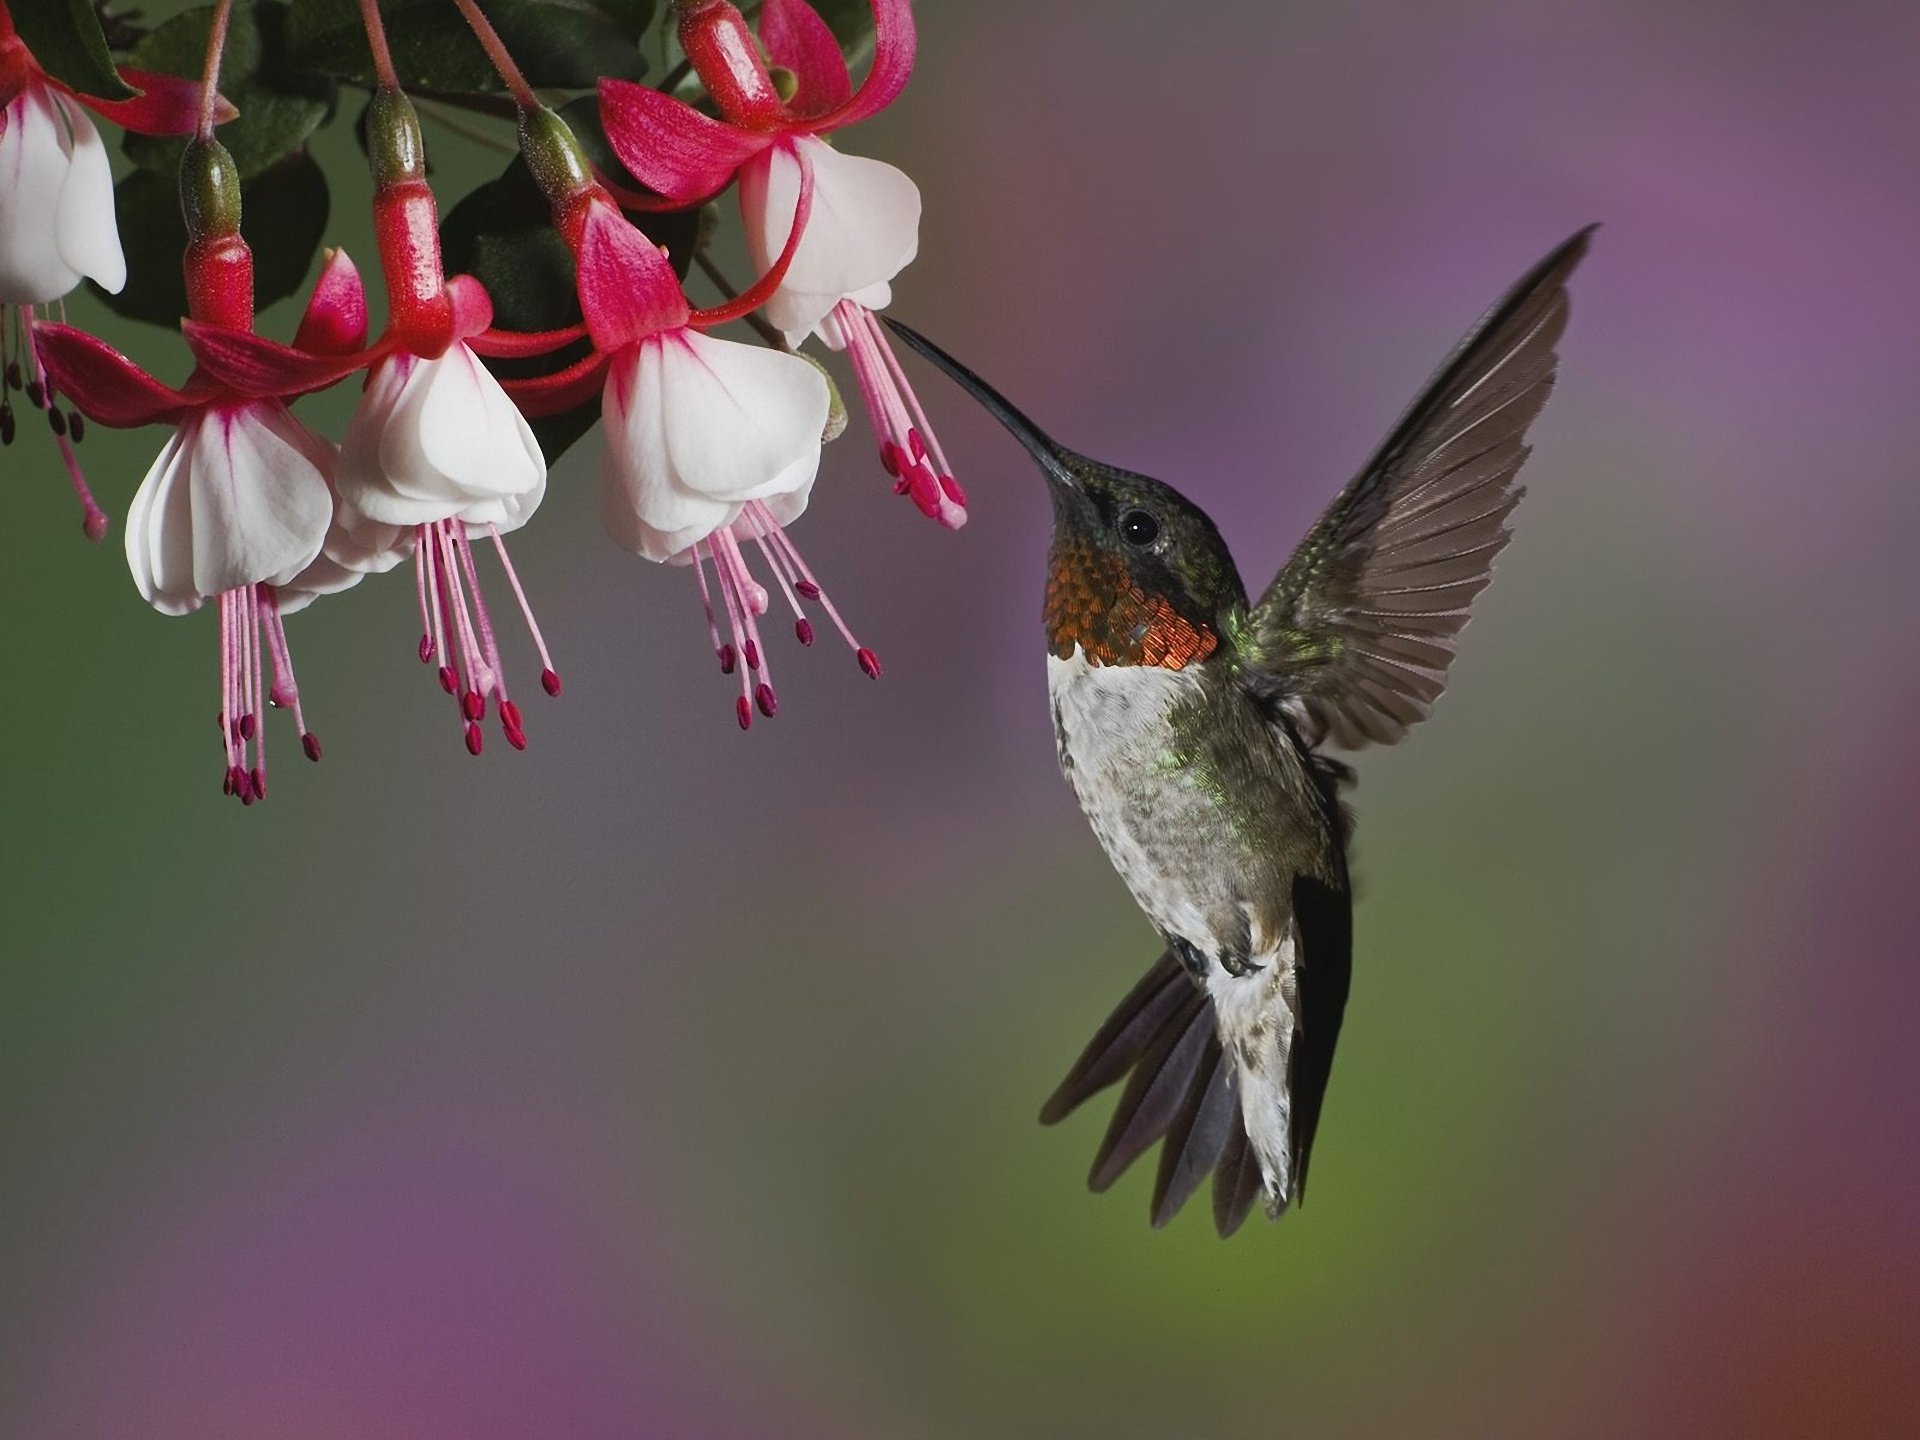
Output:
[122, 2, 335, 181]
[285, 0, 648, 92]
[7, 0, 137, 100]
[94, 150, 330, 328]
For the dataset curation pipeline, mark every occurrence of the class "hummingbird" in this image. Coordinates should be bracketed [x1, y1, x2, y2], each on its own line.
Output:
[884, 227, 1591, 1235]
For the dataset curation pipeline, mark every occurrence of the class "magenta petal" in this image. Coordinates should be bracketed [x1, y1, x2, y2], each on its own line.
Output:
[597, 77, 771, 203]
[818, 0, 916, 130]
[575, 199, 692, 352]
[80, 69, 234, 135]
[181, 322, 371, 399]
[292, 248, 369, 355]
[33, 323, 202, 426]
[443, 273, 496, 343]
[760, 0, 852, 118]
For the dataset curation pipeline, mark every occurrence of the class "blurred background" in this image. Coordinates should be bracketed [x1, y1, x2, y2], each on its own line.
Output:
[5, 1, 1918, 1435]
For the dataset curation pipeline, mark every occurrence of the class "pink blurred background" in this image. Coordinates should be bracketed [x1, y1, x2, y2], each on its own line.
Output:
[3, 1, 1917, 1435]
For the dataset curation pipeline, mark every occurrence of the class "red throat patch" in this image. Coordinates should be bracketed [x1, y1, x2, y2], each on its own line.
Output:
[1043, 543, 1218, 670]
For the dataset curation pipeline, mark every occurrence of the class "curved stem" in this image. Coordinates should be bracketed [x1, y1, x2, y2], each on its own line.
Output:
[197, 0, 234, 139]
[358, 0, 400, 89]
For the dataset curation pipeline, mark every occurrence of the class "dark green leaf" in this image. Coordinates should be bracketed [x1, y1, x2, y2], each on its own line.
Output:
[8, 0, 136, 100]
[285, 0, 647, 92]
[94, 150, 329, 328]
[123, 2, 335, 181]
[440, 108, 700, 463]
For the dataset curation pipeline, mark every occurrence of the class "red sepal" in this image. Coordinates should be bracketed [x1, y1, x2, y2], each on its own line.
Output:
[32, 323, 210, 427]
[468, 321, 589, 360]
[759, 0, 851, 119]
[445, 273, 495, 342]
[499, 350, 611, 418]
[690, 139, 814, 327]
[597, 77, 770, 204]
[292, 248, 369, 355]
[181, 321, 379, 399]
[574, 198, 691, 352]
[815, 0, 915, 130]
[78, 69, 233, 135]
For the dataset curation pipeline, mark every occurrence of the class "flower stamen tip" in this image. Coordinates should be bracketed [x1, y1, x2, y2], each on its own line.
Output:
[301, 732, 323, 763]
[755, 681, 777, 718]
[540, 667, 562, 697]
[857, 646, 882, 679]
[735, 696, 753, 730]
[795, 617, 814, 646]
[464, 721, 484, 755]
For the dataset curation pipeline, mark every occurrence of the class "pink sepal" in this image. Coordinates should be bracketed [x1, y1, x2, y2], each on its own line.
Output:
[181, 321, 379, 398]
[32, 323, 210, 426]
[575, 198, 691, 351]
[690, 139, 814, 327]
[468, 321, 589, 359]
[598, 77, 769, 203]
[445, 273, 495, 341]
[292, 248, 368, 355]
[816, 0, 915, 129]
[79, 68, 234, 135]
[759, 0, 851, 119]
[499, 350, 611, 418]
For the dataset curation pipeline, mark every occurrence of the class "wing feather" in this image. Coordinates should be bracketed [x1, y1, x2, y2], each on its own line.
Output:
[1244, 227, 1593, 748]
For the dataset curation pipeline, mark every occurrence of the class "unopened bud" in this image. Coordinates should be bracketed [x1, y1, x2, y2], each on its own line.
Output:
[366, 87, 428, 189]
[179, 137, 243, 242]
[517, 104, 594, 210]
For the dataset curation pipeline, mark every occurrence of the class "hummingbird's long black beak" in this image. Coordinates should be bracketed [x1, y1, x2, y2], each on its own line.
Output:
[883, 317, 1082, 493]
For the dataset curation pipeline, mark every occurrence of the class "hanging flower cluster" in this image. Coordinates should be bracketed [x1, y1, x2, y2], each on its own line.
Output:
[8, 0, 953, 803]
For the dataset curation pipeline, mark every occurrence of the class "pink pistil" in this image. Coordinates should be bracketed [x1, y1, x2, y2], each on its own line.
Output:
[215, 582, 318, 804]
[833, 299, 965, 530]
[409, 518, 558, 752]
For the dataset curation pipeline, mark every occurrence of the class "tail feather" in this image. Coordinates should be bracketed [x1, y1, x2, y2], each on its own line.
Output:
[1086, 991, 1210, 1191]
[1039, 952, 1190, 1125]
[1212, 1124, 1266, 1237]
[1046, 949, 1273, 1235]
[1151, 1041, 1237, 1228]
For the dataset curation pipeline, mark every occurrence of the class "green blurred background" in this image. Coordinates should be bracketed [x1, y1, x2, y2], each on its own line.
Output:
[4, 2, 1917, 1435]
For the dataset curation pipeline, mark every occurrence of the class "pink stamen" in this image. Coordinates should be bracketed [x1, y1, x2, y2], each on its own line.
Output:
[704, 534, 757, 727]
[743, 501, 879, 677]
[834, 300, 966, 530]
[211, 582, 319, 802]
[15, 317, 108, 541]
[411, 518, 558, 751]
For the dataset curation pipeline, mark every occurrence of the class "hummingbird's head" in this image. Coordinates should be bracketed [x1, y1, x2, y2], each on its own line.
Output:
[885, 320, 1245, 670]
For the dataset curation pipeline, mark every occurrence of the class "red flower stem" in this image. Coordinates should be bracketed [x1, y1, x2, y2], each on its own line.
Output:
[358, 0, 400, 90]
[197, 0, 235, 139]
[446, 0, 538, 113]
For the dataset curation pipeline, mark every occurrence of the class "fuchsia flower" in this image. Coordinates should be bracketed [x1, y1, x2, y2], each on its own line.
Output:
[0, 2, 221, 538]
[496, 110, 879, 727]
[34, 174, 364, 801]
[599, 0, 965, 530]
[186, 91, 561, 755]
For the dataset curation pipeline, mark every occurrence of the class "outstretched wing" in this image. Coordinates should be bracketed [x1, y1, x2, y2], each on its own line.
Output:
[1242, 227, 1593, 749]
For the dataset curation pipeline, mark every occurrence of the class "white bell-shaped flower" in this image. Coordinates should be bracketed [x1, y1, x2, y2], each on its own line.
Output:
[738, 134, 920, 348]
[124, 401, 335, 616]
[334, 343, 546, 535]
[599, 328, 829, 563]
[0, 79, 126, 304]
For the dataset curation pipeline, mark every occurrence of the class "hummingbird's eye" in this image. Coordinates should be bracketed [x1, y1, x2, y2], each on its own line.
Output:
[1118, 508, 1161, 548]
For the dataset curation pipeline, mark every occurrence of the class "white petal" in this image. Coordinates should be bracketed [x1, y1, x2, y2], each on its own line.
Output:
[124, 426, 200, 614]
[658, 332, 827, 501]
[275, 551, 364, 615]
[50, 94, 124, 294]
[340, 346, 546, 529]
[599, 333, 826, 561]
[186, 402, 334, 595]
[742, 136, 921, 343]
[0, 83, 82, 303]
